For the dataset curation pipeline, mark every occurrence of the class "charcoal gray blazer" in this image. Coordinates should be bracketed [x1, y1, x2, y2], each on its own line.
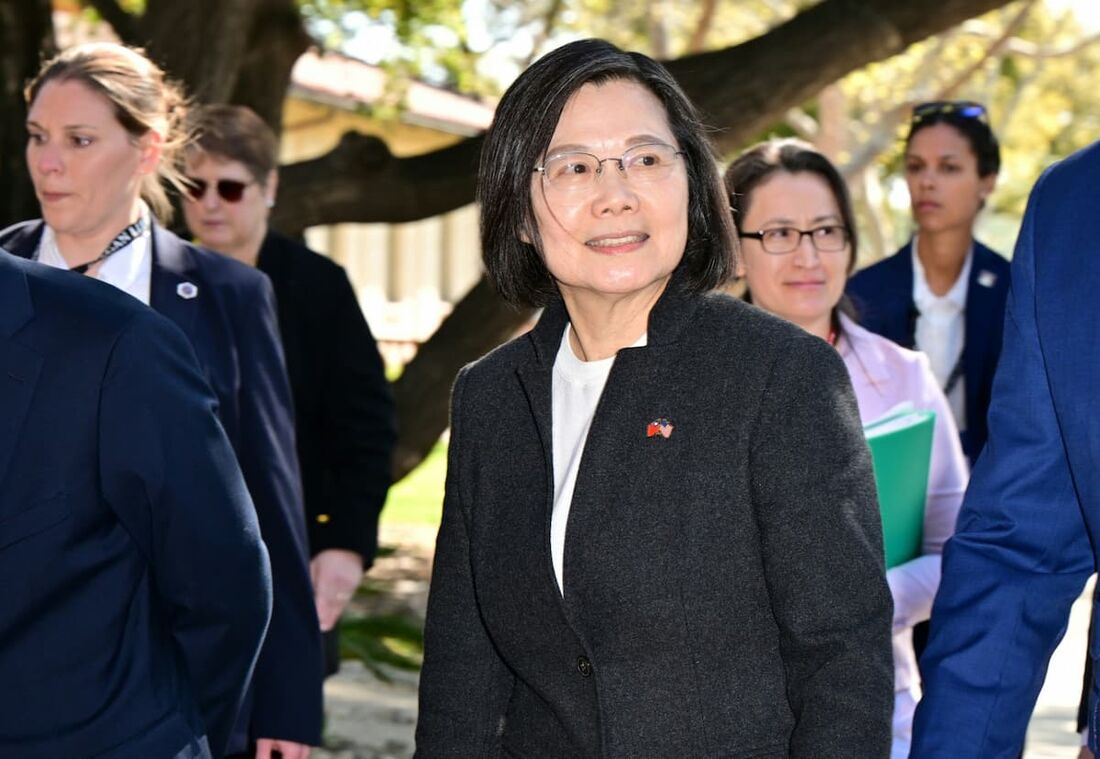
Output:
[415, 279, 894, 758]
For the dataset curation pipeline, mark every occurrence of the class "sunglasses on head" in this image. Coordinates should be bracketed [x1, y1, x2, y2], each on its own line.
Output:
[911, 100, 989, 125]
[184, 177, 254, 203]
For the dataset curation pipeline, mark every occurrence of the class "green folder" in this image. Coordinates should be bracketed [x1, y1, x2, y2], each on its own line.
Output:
[864, 408, 935, 569]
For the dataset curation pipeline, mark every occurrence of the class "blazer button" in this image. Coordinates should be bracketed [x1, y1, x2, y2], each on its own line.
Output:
[576, 656, 593, 678]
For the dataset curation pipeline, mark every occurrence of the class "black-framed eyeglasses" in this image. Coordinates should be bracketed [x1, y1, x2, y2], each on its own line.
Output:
[911, 100, 989, 126]
[184, 177, 255, 203]
[533, 142, 685, 193]
[739, 225, 850, 255]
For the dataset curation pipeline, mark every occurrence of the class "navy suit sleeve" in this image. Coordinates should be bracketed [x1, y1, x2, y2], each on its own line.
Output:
[234, 273, 324, 743]
[97, 308, 272, 758]
[748, 334, 894, 757]
[912, 167, 1094, 757]
[315, 266, 396, 562]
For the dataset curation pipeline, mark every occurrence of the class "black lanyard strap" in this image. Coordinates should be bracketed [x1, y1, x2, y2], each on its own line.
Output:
[70, 216, 150, 275]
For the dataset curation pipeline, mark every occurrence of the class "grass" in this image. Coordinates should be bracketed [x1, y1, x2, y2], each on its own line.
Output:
[380, 439, 447, 527]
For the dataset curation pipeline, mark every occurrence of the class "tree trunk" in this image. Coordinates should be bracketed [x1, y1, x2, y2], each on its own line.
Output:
[0, 0, 54, 227]
[391, 277, 534, 480]
[141, 0, 262, 104]
[230, 0, 312, 133]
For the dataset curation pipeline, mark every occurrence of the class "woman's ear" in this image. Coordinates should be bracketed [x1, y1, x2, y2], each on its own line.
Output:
[264, 169, 279, 210]
[137, 130, 164, 176]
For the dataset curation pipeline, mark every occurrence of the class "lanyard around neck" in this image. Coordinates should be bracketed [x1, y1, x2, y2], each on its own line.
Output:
[69, 216, 150, 275]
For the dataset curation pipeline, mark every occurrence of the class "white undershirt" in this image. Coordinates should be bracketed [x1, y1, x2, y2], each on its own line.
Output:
[912, 237, 970, 431]
[36, 219, 153, 306]
[550, 324, 646, 595]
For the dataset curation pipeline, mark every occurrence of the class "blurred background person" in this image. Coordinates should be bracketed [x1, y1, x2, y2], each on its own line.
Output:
[726, 137, 969, 759]
[0, 250, 271, 759]
[847, 100, 1009, 466]
[0, 43, 322, 759]
[415, 39, 892, 758]
[182, 104, 397, 674]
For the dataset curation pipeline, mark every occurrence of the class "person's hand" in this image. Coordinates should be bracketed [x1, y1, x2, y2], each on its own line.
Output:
[256, 737, 310, 759]
[310, 548, 364, 631]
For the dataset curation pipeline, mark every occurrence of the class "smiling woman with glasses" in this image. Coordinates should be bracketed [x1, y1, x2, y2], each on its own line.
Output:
[726, 137, 969, 759]
[416, 40, 893, 759]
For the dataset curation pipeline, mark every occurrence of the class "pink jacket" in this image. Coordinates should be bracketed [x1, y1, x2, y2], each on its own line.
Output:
[838, 313, 969, 694]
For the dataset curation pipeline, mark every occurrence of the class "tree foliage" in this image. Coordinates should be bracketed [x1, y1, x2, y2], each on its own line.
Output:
[2, 0, 1048, 482]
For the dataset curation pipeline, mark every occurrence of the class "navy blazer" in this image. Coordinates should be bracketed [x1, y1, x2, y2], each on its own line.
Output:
[0, 251, 271, 758]
[912, 143, 1100, 755]
[0, 221, 323, 750]
[846, 240, 1010, 462]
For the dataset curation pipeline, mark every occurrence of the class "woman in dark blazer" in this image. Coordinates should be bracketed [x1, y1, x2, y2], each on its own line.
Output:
[415, 39, 894, 759]
[180, 104, 397, 674]
[1, 43, 322, 758]
[846, 101, 1010, 465]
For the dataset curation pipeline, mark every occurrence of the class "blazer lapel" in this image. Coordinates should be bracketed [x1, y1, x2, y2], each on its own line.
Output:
[148, 226, 200, 340]
[964, 246, 1001, 429]
[0, 260, 44, 491]
[516, 299, 568, 600]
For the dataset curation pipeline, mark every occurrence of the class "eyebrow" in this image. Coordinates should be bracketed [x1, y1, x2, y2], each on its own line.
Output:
[25, 120, 101, 131]
[757, 213, 842, 227]
[546, 134, 674, 155]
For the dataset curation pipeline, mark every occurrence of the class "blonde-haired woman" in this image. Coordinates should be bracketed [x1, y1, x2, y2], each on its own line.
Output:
[0, 42, 322, 759]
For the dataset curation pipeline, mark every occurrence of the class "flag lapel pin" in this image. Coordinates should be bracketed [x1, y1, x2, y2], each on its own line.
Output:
[646, 418, 674, 439]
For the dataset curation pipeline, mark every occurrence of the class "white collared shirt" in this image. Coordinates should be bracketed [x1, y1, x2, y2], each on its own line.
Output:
[36, 220, 153, 306]
[550, 323, 646, 595]
[911, 237, 970, 431]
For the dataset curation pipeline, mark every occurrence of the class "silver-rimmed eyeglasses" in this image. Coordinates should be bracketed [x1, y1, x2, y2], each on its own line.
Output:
[739, 225, 850, 255]
[533, 142, 685, 193]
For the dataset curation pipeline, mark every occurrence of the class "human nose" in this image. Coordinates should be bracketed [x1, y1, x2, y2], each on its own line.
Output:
[791, 232, 821, 265]
[200, 184, 221, 210]
[591, 161, 637, 214]
[32, 141, 63, 176]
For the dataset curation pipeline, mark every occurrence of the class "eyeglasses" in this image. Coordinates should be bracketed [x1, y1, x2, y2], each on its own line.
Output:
[911, 100, 989, 126]
[533, 142, 685, 193]
[739, 225, 850, 255]
[184, 177, 255, 203]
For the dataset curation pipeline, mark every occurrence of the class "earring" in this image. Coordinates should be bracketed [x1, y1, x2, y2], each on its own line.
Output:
[265, 198, 275, 209]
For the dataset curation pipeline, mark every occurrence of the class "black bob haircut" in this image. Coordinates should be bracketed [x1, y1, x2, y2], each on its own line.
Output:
[906, 110, 1001, 179]
[478, 38, 736, 308]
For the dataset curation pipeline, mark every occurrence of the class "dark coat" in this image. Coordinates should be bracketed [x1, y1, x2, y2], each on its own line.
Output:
[0, 251, 271, 758]
[845, 240, 1011, 463]
[415, 281, 894, 758]
[912, 141, 1100, 757]
[256, 230, 395, 562]
[0, 221, 323, 751]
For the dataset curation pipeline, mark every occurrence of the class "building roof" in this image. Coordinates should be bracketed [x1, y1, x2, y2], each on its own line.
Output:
[290, 50, 494, 137]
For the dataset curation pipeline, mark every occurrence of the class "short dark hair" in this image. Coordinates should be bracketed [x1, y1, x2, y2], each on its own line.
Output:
[906, 106, 1000, 178]
[479, 38, 736, 308]
[724, 138, 859, 277]
[186, 104, 279, 183]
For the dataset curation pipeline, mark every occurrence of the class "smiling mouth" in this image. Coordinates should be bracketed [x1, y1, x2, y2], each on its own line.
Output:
[586, 233, 648, 248]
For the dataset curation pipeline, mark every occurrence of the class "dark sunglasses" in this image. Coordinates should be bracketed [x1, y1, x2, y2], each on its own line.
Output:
[184, 177, 254, 203]
[911, 100, 989, 125]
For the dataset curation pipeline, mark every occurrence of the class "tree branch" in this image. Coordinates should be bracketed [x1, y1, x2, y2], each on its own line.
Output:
[271, 131, 483, 235]
[83, 0, 141, 46]
[687, 0, 719, 54]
